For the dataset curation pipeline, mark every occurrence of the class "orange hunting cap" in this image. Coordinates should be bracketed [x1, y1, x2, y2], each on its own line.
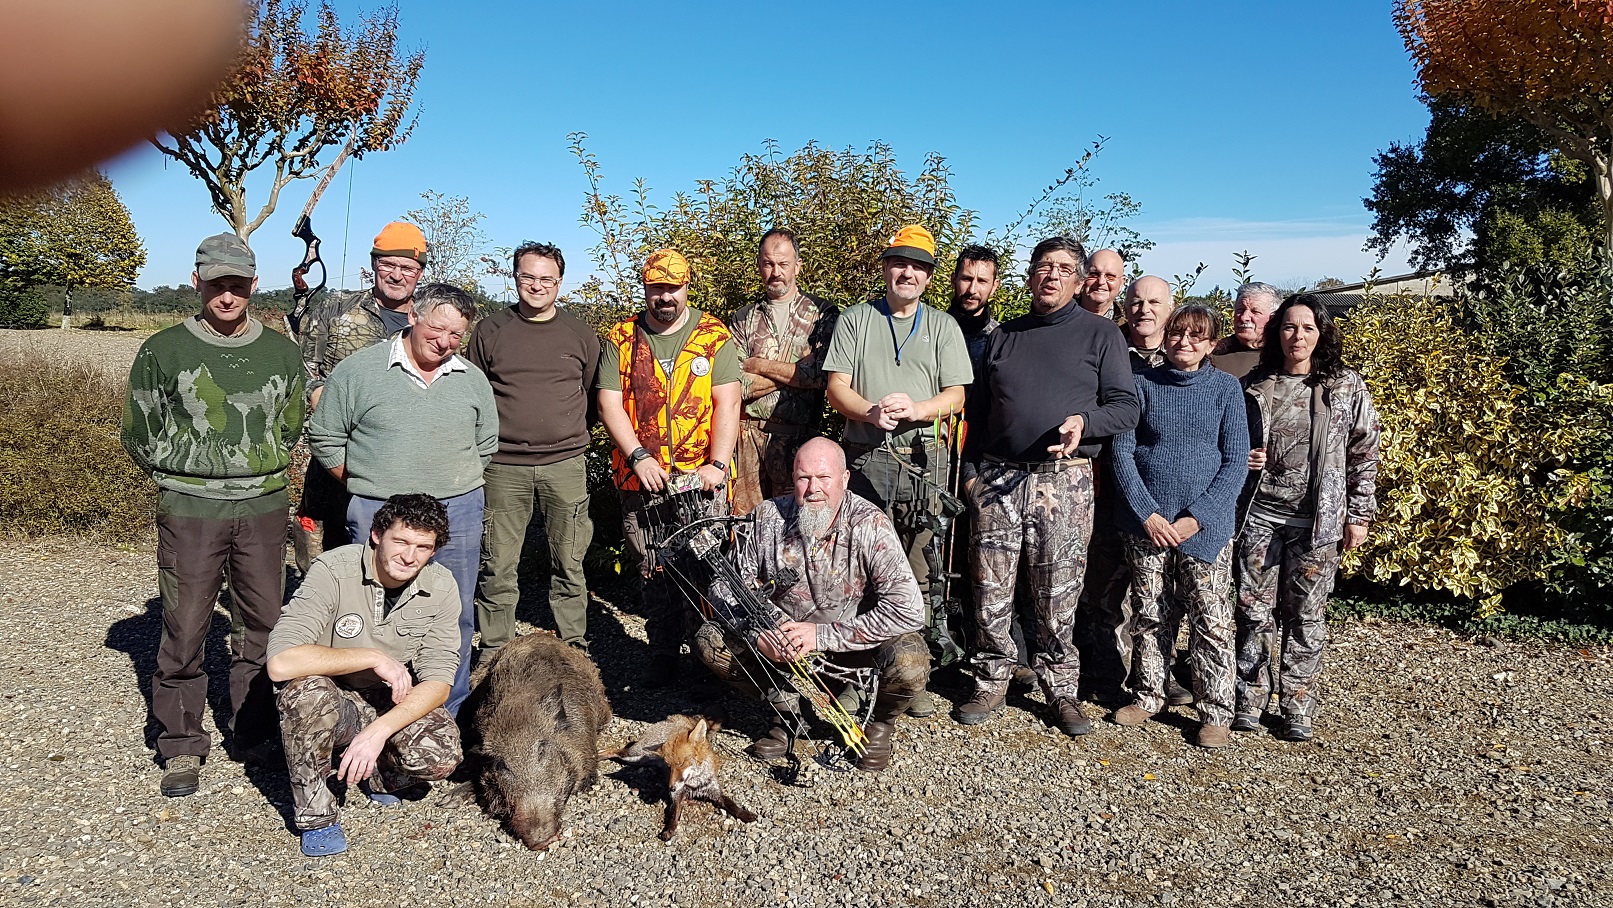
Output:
[881, 224, 936, 266]
[372, 221, 429, 266]
[643, 248, 691, 286]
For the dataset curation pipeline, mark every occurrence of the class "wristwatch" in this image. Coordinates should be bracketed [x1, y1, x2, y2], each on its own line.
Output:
[709, 460, 728, 472]
[628, 447, 653, 465]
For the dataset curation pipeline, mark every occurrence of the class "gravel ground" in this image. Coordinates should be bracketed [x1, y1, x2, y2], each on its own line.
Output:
[1, 535, 1610, 908]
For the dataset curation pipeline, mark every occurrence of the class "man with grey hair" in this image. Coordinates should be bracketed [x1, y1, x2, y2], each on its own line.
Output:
[958, 236, 1139, 736]
[1211, 282, 1282, 379]
[308, 282, 498, 714]
[1078, 248, 1127, 318]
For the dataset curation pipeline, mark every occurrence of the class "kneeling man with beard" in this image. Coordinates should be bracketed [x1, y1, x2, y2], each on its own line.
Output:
[693, 437, 929, 772]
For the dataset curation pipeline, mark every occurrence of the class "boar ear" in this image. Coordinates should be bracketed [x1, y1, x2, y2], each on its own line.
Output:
[690, 718, 709, 743]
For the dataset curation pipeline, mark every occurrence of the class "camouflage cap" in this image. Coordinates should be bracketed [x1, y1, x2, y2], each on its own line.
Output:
[195, 233, 256, 280]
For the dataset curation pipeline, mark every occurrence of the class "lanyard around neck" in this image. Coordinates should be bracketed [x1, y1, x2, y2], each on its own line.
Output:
[881, 299, 922, 365]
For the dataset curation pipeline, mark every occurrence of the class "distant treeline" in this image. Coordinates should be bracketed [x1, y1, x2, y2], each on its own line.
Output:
[32, 284, 511, 315]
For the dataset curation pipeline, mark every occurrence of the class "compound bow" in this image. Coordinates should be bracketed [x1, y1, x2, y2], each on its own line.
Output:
[646, 476, 881, 780]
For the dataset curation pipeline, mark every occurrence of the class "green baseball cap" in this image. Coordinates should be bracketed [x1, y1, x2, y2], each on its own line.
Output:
[195, 233, 256, 280]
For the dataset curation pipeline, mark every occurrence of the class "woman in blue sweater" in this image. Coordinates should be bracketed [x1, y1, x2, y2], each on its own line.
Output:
[1108, 305, 1250, 748]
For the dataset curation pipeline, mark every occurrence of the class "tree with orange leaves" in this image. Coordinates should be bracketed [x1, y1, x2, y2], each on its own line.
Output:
[151, 0, 425, 241]
[1396, 0, 1613, 250]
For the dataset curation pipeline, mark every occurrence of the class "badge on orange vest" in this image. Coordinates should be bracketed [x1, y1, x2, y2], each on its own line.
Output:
[690, 356, 711, 377]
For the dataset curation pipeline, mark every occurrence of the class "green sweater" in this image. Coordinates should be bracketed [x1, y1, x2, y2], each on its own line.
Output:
[121, 316, 306, 500]
[307, 337, 498, 500]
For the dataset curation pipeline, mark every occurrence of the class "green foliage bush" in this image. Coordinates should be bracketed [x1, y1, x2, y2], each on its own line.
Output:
[1341, 265, 1613, 631]
[1340, 296, 1582, 610]
[0, 354, 153, 538]
[0, 285, 49, 327]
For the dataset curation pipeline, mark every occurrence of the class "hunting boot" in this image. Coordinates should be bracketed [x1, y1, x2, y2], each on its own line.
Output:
[953, 685, 1007, 726]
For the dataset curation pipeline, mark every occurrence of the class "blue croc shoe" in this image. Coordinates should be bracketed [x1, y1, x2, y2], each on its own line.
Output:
[300, 823, 347, 857]
[361, 780, 429, 806]
[360, 779, 402, 806]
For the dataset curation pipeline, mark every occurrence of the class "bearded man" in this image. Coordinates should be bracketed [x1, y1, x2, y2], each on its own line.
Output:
[692, 438, 928, 772]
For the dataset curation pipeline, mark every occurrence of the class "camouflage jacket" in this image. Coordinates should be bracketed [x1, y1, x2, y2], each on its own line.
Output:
[728, 291, 838, 435]
[1244, 368, 1380, 549]
[300, 289, 402, 397]
[714, 491, 923, 652]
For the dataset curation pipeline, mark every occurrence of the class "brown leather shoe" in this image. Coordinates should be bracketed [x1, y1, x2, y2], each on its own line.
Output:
[855, 721, 895, 772]
[1111, 703, 1155, 727]
[1050, 698, 1094, 736]
[749, 722, 795, 761]
[953, 687, 1007, 726]
[1196, 723, 1232, 749]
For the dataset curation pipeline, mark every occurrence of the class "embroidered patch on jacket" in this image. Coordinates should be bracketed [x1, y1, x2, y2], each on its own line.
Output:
[334, 614, 364, 639]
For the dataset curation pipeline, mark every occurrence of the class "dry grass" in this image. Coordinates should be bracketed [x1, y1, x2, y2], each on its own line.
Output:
[0, 350, 154, 539]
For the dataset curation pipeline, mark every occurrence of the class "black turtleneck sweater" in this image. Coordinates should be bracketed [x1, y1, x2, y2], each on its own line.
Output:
[965, 300, 1140, 464]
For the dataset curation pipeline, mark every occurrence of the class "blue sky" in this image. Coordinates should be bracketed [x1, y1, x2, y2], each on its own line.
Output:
[106, 1, 1429, 296]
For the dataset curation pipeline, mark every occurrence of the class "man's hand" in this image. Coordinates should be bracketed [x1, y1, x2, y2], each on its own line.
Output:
[1144, 513, 1184, 548]
[695, 463, 726, 492]
[1248, 447, 1267, 471]
[1047, 414, 1086, 458]
[755, 622, 818, 662]
[777, 621, 818, 659]
[327, 463, 348, 484]
[866, 402, 899, 431]
[337, 722, 391, 784]
[1169, 515, 1201, 543]
[878, 392, 918, 424]
[633, 457, 669, 493]
[372, 655, 414, 705]
[1343, 522, 1370, 552]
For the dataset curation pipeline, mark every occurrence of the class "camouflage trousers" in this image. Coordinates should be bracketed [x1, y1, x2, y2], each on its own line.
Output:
[968, 459, 1094, 701]
[1123, 536, 1236, 724]
[620, 487, 727, 656]
[732, 422, 806, 517]
[278, 676, 462, 831]
[692, 622, 930, 724]
[1233, 517, 1341, 723]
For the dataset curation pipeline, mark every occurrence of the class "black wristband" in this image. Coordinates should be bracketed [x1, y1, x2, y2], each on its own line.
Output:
[629, 447, 652, 465]
[710, 460, 728, 472]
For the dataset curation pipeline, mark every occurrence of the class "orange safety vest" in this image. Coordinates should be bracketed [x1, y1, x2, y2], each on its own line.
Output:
[607, 311, 732, 490]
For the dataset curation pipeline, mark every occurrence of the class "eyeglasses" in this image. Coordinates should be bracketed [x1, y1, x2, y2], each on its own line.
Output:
[375, 261, 423, 278]
[1030, 262, 1078, 277]
[1165, 330, 1212, 343]
[516, 274, 561, 289]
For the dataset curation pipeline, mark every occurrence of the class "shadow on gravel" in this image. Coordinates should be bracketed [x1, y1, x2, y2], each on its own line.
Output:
[104, 596, 239, 764]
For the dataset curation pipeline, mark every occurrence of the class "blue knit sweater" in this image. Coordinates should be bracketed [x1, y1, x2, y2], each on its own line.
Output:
[1110, 365, 1249, 563]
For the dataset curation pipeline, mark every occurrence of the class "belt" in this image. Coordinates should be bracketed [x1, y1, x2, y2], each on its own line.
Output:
[983, 452, 1091, 472]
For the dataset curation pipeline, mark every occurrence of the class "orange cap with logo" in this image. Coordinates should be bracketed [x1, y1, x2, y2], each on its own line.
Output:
[881, 225, 936, 266]
[643, 248, 691, 286]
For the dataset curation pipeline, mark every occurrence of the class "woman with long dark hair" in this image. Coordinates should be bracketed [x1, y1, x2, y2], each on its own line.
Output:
[1108, 305, 1249, 748]
[1234, 294, 1380, 743]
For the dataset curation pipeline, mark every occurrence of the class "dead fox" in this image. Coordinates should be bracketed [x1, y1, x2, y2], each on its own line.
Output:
[602, 713, 758, 840]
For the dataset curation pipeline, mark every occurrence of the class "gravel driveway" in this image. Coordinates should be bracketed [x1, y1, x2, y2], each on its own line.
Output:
[2, 535, 1609, 908]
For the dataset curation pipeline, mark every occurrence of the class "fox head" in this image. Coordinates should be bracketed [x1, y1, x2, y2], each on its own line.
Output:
[661, 717, 721, 798]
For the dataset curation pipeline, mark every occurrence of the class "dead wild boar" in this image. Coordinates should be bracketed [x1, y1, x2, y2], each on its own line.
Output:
[461, 632, 611, 850]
